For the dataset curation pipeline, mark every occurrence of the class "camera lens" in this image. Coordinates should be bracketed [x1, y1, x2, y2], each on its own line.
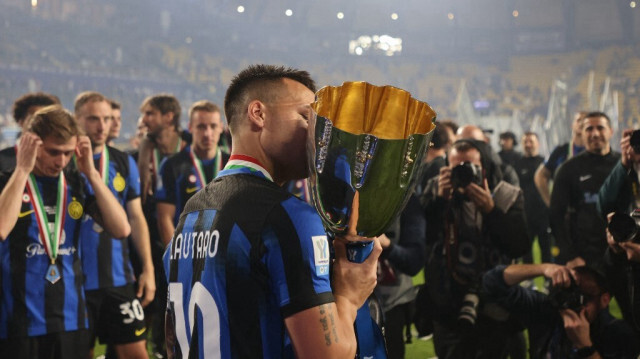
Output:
[608, 212, 638, 243]
[451, 163, 474, 188]
[457, 292, 479, 331]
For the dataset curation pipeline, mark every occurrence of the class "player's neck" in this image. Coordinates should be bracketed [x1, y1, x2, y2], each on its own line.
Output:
[92, 143, 105, 154]
[231, 140, 277, 183]
[156, 128, 181, 155]
[194, 144, 217, 160]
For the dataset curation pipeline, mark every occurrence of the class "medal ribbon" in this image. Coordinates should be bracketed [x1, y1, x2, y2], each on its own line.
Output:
[190, 147, 222, 189]
[25, 173, 67, 263]
[99, 145, 110, 186]
[224, 154, 273, 182]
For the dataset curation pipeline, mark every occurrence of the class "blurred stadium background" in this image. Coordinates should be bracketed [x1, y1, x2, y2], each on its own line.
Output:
[1, 0, 640, 153]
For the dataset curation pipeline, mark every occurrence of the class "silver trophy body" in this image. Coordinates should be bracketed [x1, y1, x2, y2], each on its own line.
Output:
[307, 82, 437, 238]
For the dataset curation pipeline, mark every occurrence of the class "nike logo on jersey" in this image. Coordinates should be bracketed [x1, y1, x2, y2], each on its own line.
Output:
[186, 187, 198, 194]
[135, 327, 147, 336]
[19, 210, 34, 218]
[579, 175, 592, 182]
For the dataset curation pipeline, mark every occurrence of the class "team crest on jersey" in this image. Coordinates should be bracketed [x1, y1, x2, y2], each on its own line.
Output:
[188, 174, 196, 183]
[312, 235, 330, 276]
[22, 193, 30, 202]
[68, 198, 83, 219]
[113, 172, 126, 192]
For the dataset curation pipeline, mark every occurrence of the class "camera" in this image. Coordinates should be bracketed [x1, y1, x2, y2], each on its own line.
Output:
[548, 279, 585, 313]
[450, 162, 483, 189]
[457, 291, 479, 331]
[607, 210, 640, 243]
[630, 129, 640, 153]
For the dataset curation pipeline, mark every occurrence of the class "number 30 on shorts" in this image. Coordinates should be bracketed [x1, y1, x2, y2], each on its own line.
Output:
[119, 298, 145, 324]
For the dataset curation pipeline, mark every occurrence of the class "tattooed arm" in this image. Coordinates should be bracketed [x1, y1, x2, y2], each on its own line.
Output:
[285, 237, 382, 358]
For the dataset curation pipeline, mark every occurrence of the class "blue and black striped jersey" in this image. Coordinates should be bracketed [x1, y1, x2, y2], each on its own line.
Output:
[156, 145, 229, 225]
[81, 146, 140, 290]
[0, 169, 95, 338]
[164, 166, 333, 359]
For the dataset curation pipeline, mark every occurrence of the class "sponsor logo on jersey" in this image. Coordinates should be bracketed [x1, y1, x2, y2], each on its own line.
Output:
[19, 210, 34, 218]
[135, 327, 147, 336]
[312, 235, 330, 276]
[186, 187, 198, 194]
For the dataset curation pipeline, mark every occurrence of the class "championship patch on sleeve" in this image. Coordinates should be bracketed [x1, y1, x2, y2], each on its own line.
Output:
[312, 235, 330, 276]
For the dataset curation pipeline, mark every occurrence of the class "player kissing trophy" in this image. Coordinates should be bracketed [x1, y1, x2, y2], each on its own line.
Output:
[307, 82, 436, 358]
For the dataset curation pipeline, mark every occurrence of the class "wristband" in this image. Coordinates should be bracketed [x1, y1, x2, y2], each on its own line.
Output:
[573, 345, 596, 358]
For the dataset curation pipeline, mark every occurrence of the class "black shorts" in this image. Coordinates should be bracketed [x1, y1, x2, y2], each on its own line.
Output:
[86, 284, 147, 345]
[0, 329, 89, 359]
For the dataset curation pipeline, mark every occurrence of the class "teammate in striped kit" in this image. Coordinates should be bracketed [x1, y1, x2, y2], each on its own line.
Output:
[0, 105, 130, 359]
[164, 65, 381, 358]
[156, 100, 229, 247]
[74, 92, 155, 358]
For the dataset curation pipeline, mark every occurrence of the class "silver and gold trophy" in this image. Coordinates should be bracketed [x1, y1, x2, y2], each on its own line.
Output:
[308, 81, 436, 240]
[307, 82, 436, 358]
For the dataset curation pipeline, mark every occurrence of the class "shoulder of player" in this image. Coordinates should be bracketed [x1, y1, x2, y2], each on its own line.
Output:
[161, 150, 191, 172]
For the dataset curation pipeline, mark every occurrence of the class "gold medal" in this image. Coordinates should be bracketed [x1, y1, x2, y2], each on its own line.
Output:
[113, 173, 126, 192]
[68, 198, 83, 220]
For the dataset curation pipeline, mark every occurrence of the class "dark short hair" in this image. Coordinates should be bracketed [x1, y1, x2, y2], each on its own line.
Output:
[140, 94, 181, 129]
[499, 131, 517, 146]
[583, 111, 611, 126]
[224, 64, 316, 130]
[573, 266, 609, 296]
[439, 120, 459, 134]
[522, 131, 539, 139]
[12, 92, 61, 124]
[430, 123, 450, 149]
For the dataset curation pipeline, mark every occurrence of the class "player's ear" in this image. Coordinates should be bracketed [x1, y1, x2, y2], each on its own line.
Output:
[247, 100, 266, 130]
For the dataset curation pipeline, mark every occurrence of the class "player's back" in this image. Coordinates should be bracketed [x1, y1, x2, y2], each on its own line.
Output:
[164, 168, 333, 359]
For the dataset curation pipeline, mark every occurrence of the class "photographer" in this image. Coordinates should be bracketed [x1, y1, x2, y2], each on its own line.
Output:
[597, 128, 640, 334]
[420, 139, 530, 358]
[483, 263, 640, 358]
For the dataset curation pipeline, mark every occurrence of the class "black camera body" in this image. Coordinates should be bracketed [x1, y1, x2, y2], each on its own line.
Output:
[608, 210, 640, 243]
[630, 129, 640, 153]
[548, 280, 586, 313]
[450, 162, 483, 189]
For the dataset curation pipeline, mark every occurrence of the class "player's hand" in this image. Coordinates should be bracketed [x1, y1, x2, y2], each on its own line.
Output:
[466, 178, 494, 213]
[560, 308, 593, 349]
[566, 256, 585, 269]
[619, 241, 640, 263]
[16, 132, 42, 173]
[437, 167, 452, 200]
[75, 136, 95, 177]
[605, 212, 624, 254]
[542, 263, 574, 288]
[620, 129, 633, 169]
[332, 235, 382, 310]
[137, 268, 156, 307]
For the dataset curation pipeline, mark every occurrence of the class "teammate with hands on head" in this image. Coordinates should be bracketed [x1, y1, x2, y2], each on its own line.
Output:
[0, 106, 130, 359]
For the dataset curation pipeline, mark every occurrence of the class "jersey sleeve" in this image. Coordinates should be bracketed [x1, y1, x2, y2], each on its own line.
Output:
[544, 145, 565, 173]
[126, 154, 141, 201]
[156, 158, 176, 204]
[263, 197, 334, 318]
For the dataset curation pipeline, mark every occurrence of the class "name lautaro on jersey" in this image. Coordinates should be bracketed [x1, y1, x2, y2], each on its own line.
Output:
[169, 229, 220, 260]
